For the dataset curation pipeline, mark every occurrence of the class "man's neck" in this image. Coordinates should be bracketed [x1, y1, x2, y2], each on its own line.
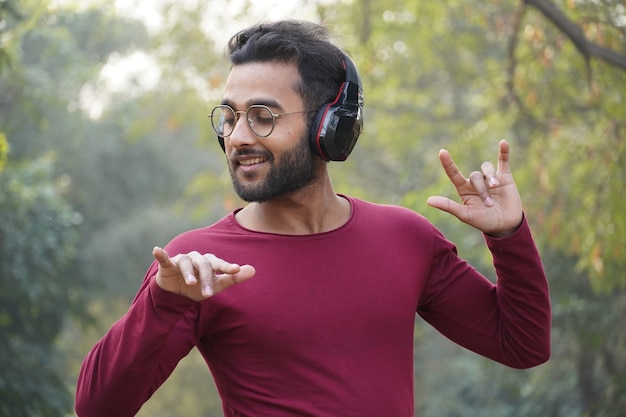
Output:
[235, 182, 351, 235]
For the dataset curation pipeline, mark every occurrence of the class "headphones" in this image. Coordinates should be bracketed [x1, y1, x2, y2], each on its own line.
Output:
[309, 53, 364, 161]
[217, 53, 364, 162]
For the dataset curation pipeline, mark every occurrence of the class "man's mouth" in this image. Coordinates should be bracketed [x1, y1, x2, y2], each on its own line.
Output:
[238, 157, 267, 166]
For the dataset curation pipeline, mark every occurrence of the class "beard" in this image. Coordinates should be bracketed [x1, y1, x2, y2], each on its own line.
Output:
[229, 134, 317, 203]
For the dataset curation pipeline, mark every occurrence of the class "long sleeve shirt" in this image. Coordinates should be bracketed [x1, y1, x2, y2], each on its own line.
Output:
[76, 196, 550, 417]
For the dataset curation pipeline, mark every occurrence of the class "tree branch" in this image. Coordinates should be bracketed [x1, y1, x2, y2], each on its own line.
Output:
[523, 0, 626, 71]
[505, 2, 526, 110]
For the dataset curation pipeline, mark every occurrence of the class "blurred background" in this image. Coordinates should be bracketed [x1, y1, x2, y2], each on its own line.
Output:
[1, 0, 624, 416]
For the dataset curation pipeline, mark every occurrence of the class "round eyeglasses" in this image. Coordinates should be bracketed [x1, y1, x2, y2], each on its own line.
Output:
[209, 104, 316, 138]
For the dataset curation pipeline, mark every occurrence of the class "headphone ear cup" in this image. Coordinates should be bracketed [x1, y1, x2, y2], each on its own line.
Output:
[309, 104, 332, 160]
[309, 79, 363, 161]
[309, 54, 363, 162]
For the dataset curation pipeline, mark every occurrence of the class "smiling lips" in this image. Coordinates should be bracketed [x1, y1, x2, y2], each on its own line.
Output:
[238, 157, 267, 166]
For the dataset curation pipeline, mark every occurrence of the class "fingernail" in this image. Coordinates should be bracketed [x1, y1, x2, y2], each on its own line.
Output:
[186, 273, 197, 284]
[485, 197, 494, 207]
[203, 285, 213, 297]
[489, 177, 499, 187]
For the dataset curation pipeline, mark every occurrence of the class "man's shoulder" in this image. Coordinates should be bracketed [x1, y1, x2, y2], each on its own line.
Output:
[349, 196, 428, 219]
[163, 212, 238, 255]
[347, 196, 434, 231]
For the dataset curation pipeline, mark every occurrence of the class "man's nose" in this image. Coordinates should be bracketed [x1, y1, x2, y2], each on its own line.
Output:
[227, 115, 256, 149]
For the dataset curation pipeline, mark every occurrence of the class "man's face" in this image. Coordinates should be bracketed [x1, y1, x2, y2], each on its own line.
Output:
[221, 62, 317, 203]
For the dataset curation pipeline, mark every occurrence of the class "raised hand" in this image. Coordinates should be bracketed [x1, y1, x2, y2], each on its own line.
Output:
[426, 140, 523, 237]
[152, 247, 256, 301]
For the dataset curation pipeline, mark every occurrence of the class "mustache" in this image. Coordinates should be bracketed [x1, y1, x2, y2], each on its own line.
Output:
[230, 148, 273, 160]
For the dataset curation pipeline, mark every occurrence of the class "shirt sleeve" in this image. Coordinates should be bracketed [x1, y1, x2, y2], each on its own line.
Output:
[75, 263, 199, 417]
[417, 215, 551, 369]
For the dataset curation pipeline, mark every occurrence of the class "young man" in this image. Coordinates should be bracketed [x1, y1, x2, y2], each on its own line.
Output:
[76, 20, 550, 417]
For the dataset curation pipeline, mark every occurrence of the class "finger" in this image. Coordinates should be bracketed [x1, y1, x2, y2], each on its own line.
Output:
[481, 161, 499, 187]
[202, 253, 242, 275]
[175, 253, 199, 285]
[497, 139, 511, 173]
[427, 196, 473, 225]
[427, 196, 461, 216]
[154, 247, 195, 283]
[469, 171, 494, 207]
[438, 149, 467, 188]
[213, 265, 256, 294]
[196, 253, 247, 297]
[152, 246, 172, 268]
[195, 254, 217, 297]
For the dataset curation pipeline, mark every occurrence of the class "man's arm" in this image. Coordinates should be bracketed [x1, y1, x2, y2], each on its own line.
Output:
[484, 217, 551, 366]
[418, 218, 550, 368]
[421, 140, 550, 367]
[75, 249, 256, 416]
[75, 267, 199, 417]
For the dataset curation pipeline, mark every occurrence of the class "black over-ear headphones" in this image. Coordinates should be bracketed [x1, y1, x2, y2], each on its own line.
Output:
[309, 53, 364, 161]
[217, 54, 364, 162]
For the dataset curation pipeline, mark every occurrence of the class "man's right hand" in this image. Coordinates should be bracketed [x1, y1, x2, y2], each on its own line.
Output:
[152, 247, 256, 301]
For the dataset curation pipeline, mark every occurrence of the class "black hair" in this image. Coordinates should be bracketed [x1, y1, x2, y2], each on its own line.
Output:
[227, 20, 346, 115]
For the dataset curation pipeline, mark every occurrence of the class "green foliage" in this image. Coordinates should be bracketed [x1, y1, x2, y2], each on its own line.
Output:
[0, 0, 175, 414]
[0, 158, 81, 416]
[544, 249, 626, 417]
[0, 0, 23, 73]
[509, 2, 626, 292]
[136, 350, 224, 417]
[325, 1, 626, 416]
[0, 0, 150, 161]
[0, 133, 7, 171]
[1, 0, 625, 415]
[328, 0, 626, 293]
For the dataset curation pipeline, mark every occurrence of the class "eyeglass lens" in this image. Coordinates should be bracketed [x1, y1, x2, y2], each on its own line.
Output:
[211, 105, 276, 138]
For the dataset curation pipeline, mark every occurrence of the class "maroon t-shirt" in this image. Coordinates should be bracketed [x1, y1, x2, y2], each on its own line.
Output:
[76, 196, 550, 417]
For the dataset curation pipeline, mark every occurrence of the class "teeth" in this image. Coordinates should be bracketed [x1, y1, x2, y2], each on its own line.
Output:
[239, 158, 265, 166]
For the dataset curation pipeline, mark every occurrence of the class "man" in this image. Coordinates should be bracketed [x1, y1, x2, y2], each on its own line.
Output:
[76, 20, 550, 417]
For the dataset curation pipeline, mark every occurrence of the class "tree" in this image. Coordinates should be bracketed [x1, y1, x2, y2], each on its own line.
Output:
[0, 0, 179, 414]
[0, 2, 83, 414]
[4, 0, 623, 415]
[328, 0, 626, 288]
[320, 0, 626, 415]
[504, 0, 626, 291]
[0, 133, 7, 172]
[0, 0, 22, 72]
[0, 0, 19, 173]
[524, 0, 626, 71]
[0, 159, 81, 416]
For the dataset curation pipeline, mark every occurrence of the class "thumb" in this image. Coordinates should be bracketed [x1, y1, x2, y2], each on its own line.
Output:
[427, 196, 464, 220]
[427, 196, 452, 212]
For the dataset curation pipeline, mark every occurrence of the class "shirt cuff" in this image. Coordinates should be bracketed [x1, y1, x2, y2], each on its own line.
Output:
[148, 277, 197, 322]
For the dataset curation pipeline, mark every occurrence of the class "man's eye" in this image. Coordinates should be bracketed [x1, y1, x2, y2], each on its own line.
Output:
[253, 115, 274, 125]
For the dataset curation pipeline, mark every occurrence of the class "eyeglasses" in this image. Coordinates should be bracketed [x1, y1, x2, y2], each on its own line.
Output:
[209, 104, 316, 138]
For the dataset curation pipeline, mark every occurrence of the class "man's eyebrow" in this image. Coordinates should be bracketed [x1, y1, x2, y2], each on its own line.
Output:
[220, 98, 284, 110]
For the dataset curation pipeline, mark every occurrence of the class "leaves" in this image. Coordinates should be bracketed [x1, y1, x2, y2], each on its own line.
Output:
[1, 0, 625, 415]
[0, 133, 8, 171]
[0, 158, 81, 416]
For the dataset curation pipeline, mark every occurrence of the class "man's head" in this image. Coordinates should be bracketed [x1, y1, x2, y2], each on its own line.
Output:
[217, 20, 363, 202]
[225, 20, 363, 162]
